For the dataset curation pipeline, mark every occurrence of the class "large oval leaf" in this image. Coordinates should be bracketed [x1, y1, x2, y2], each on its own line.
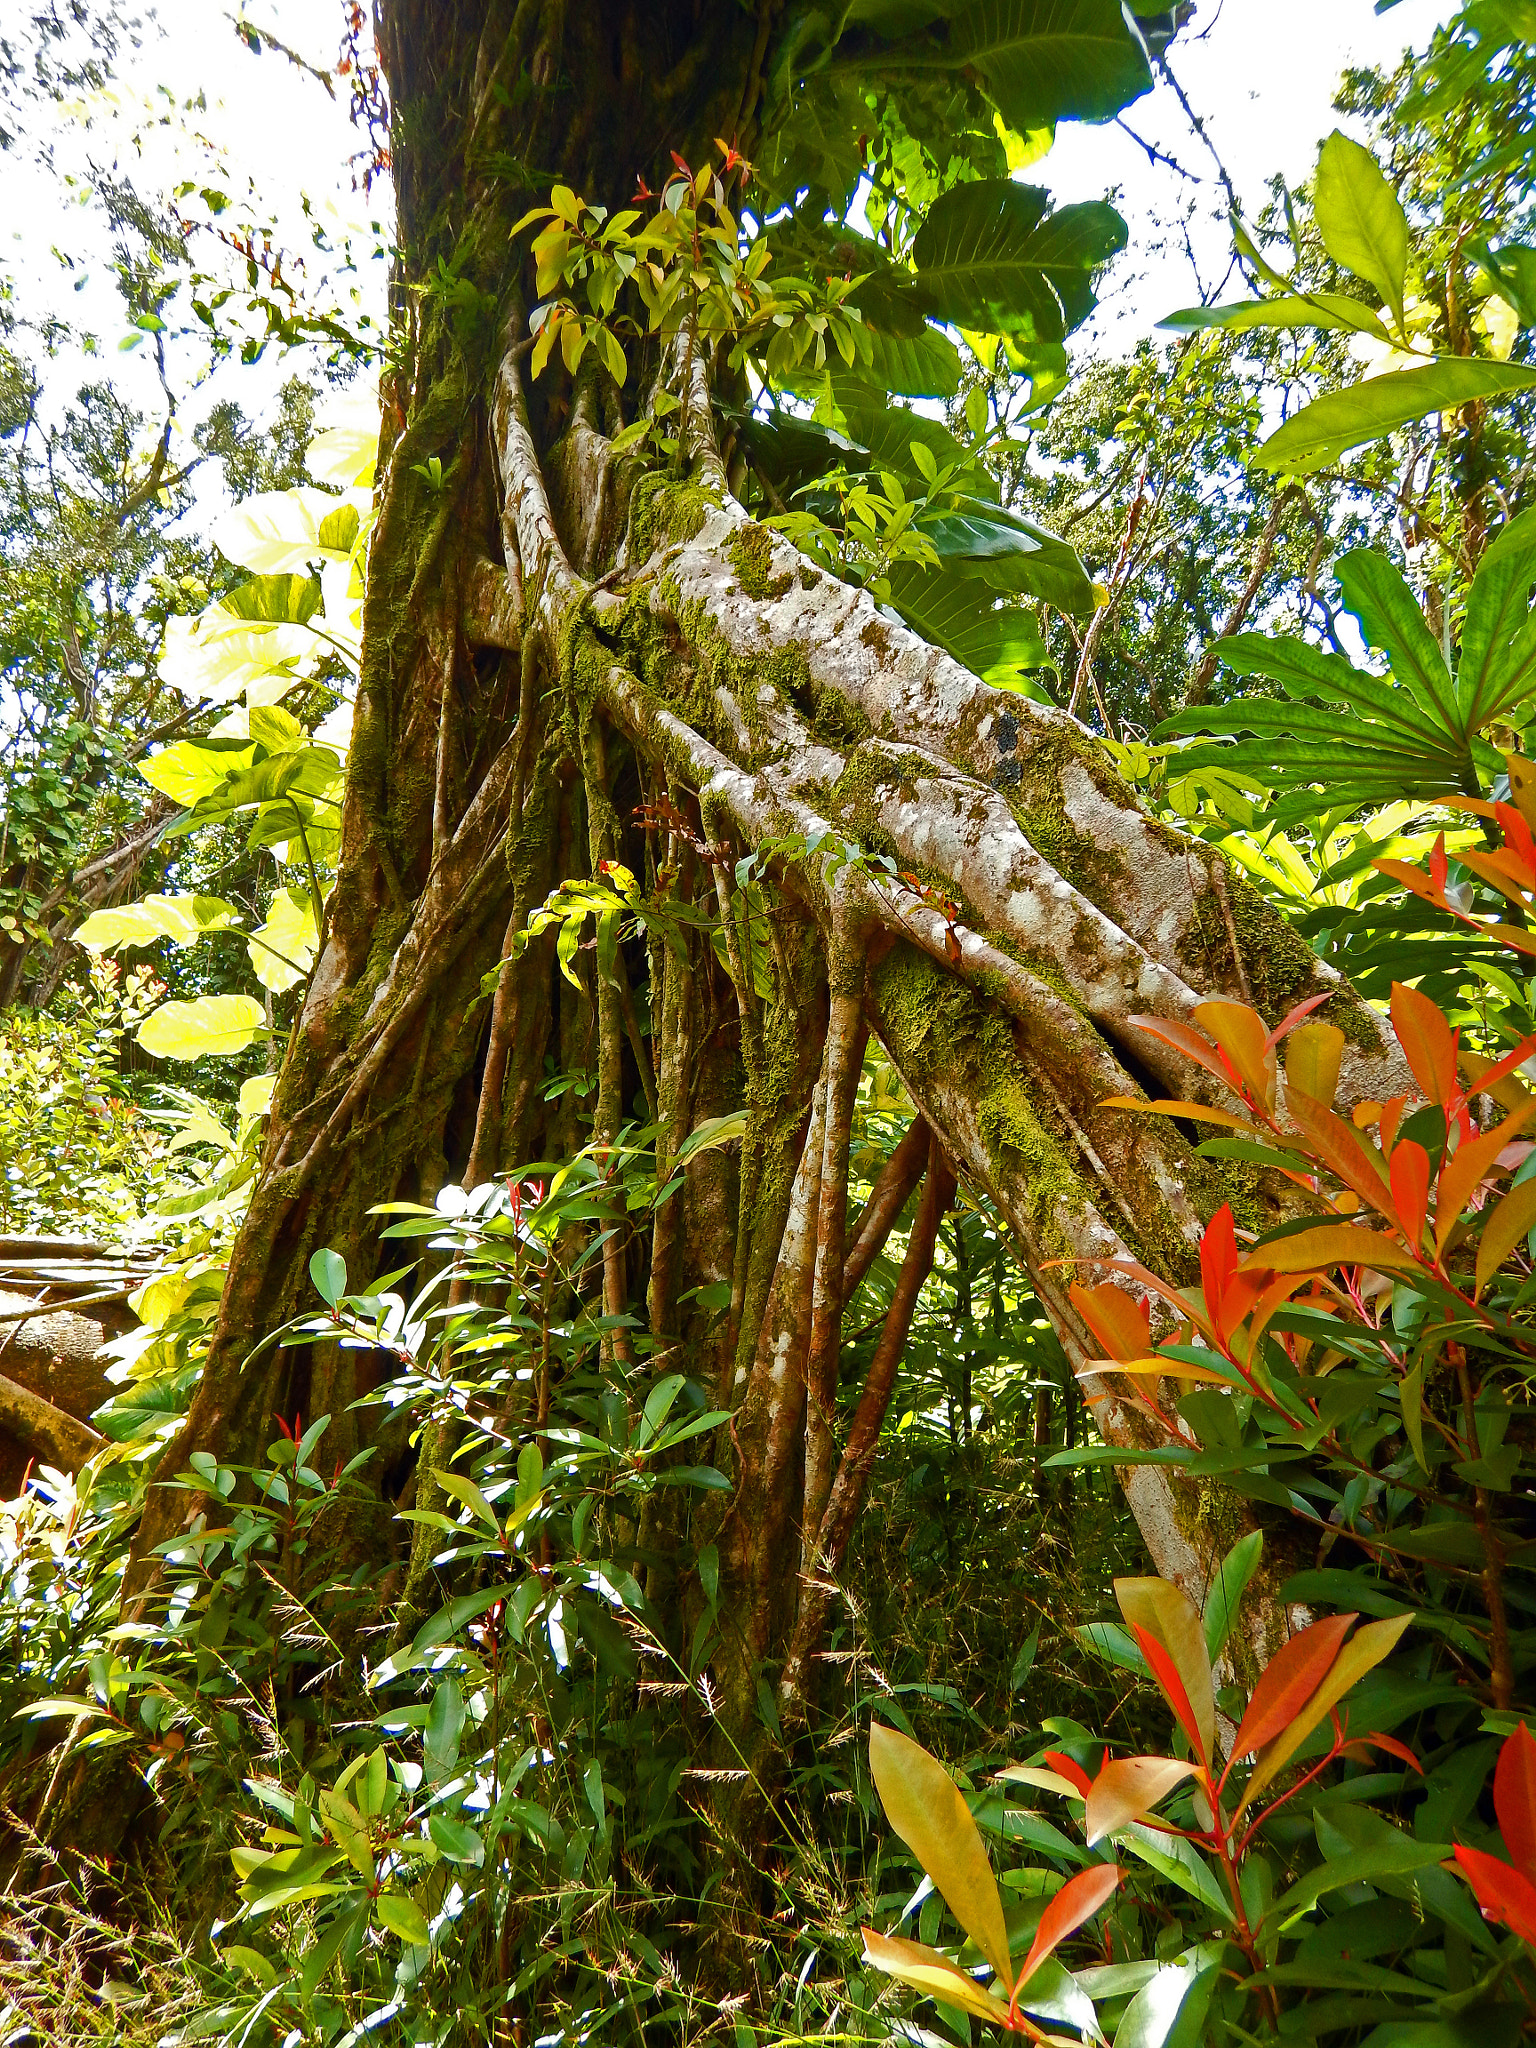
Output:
[868, 1722, 1012, 1990]
[948, 0, 1152, 129]
[911, 179, 1125, 341]
[137, 995, 267, 1061]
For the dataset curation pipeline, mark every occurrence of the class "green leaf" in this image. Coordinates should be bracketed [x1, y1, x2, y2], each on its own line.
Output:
[220, 572, 321, 625]
[1118, 1821, 1234, 1922]
[248, 886, 318, 993]
[373, 1891, 430, 1946]
[137, 995, 267, 1061]
[138, 739, 256, 806]
[1459, 505, 1536, 728]
[911, 179, 1125, 342]
[427, 1813, 483, 1866]
[905, 500, 1095, 611]
[434, 1467, 501, 1533]
[867, 322, 963, 399]
[1202, 1529, 1262, 1663]
[1335, 550, 1457, 732]
[1159, 292, 1390, 339]
[1113, 1956, 1218, 2048]
[947, 0, 1153, 130]
[1475, 238, 1536, 327]
[1255, 359, 1536, 474]
[1313, 132, 1409, 328]
[76, 893, 240, 954]
[1265, 1828, 1450, 1929]
[882, 564, 1052, 688]
[310, 1248, 346, 1307]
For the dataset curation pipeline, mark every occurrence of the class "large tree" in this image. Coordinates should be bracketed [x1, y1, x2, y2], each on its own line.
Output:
[131, 0, 1411, 1741]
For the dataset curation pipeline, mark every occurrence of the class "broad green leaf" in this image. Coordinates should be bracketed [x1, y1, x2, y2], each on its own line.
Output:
[219, 572, 321, 625]
[1265, 1827, 1450, 1929]
[1117, 1821, 1234, 1921]
[905, 501, 1095, 611]
[137, 995, 267, 1061]
[434, 1467, 501, 1533]
[1113, 1956, 1217, 2048]
[1202, 1529, 1262, 1663]
[868, 321, 963, 399]
[882, 564, 1052, 690]
[948, 0, 1153, 130]
[1459, 505, 1536, 728]
[1255, 359, 1536, 474]
[373, 1892, 430, 1946]
[427, 1813, 483, 1866]
[158, 610, 312, 707]
[1335, 550, 1457, 732]
[139, 739, 256, 806]
[1313, 132, 1409, 328]
[911, 180, 1125, 342]
[869, 1722, 1013, 1989]
[310, 1248, 347, 1306]
[76, 893, 239, 953]
[249, 887, 319, 993]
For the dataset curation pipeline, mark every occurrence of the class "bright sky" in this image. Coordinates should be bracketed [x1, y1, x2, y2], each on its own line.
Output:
[1, 0, 1459, 463]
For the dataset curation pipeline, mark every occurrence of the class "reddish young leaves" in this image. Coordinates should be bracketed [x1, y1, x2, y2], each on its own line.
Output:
[1043, 1749, 1095, 1798]
[1454, 1844, 1536, 1948]
[1227, 1613, 1357, 1764]
[1391, 982, 1460, 1107]
[1388, 1139, 1431, 1249]
[1012, 1863, 1122, 1997]
[1495, 1720, 1536, 1879]
[1131, 1623, 1210, 1768]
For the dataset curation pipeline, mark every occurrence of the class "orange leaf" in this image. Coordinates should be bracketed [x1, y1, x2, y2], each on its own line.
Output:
[1287, 1094, 1398, 1227]
[1453, 1844, 1536, 1948]
[1436, 1106, 1535, 1254]
[860, 1928, 1014, 2025]
[1043, 1749, 1094, 1798]
[1355, 1731, 1423, 1775]
[1389, 1140, 1431, 1250]
[1132, 1623, 1210, 1768]
[1085, 1756, 1197, 1845]
[1391, 983, 1460, 1106]
[1263, 991, 1333, 1053]
[1228, 1613, 1355, 1762]
[1127, 1014, 1236, 1093]
[1116, 1578, 1215, 1767]
[1495, 1721, 1536, 1880]
[1100, 1096, 1267, 1133]
[1013, 1863, 1122, 1994]
[1236, 1225, 1420, 1275]
[1193, 999, 1275, 1106]
[1286, 1021, 1345, 1109]
[868, 1723, 1012, 1991]
[1069, 1282, 1150, 1365]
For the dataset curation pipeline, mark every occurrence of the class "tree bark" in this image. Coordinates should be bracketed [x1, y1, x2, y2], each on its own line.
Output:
[127, 0, 1410, 1726]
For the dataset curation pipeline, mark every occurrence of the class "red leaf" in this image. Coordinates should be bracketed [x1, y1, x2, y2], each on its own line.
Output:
[1127, 1014, 1237, 1094]
[1454, 1843, 1536, 1947]
[1465, 1030, 1536, 1099]
[1262, 991, 1332, 1054]
[1131, 1622, 1208, 1765]
[1013, 1863, 1122, 1995]
[1495, 1721, 1536, 1880]
[1228, 1613, 1356, 1763]
[1043, 1749, 1093, 1798]
[1391, 983, 1460, 1107]
[1388, 1140, 1431, 1249]
[1199, 1205, 1239, 1327]
[1356, 1730, 1424, 1774]
[1431, 832, 1448, 895]
[1069, 1283, 1151, 1364]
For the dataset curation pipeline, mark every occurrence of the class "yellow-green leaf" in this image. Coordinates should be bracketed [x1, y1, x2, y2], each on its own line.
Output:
[869, 1723, 1012, 1991]
[1239, 1612, 1412, 1814]
[1285, 1022, 1344, 1108]
[1115, 1577, 1214, 1767]
[137, 995, 267, 1061]
[248, 887, 318, 994]
[1475, 1176, 1536, 1297]
[860, 1928, 1014, 2025]
[1313, 132, 1408, 328]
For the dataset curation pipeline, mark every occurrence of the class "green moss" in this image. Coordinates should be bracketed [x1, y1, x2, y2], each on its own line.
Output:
[1175, 861, 1369, 1034]
[727, 522, 793, 602]
[1010, 727, 1135, 903]
[870, 944, 1079, 1247]
[628, 471, 714, 560]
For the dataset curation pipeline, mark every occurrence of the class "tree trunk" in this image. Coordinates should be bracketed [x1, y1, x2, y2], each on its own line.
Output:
[127, 0, 1410, 1732]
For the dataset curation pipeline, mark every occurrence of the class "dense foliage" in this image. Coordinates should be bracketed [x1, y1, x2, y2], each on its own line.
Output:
[3, 5, 1536, 2048]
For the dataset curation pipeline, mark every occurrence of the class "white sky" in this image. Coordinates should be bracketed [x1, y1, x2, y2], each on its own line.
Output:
[1, 0, 1458, 468]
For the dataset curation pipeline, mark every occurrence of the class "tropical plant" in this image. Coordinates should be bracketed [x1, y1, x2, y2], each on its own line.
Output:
[861, 1601, 1536, 2046]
